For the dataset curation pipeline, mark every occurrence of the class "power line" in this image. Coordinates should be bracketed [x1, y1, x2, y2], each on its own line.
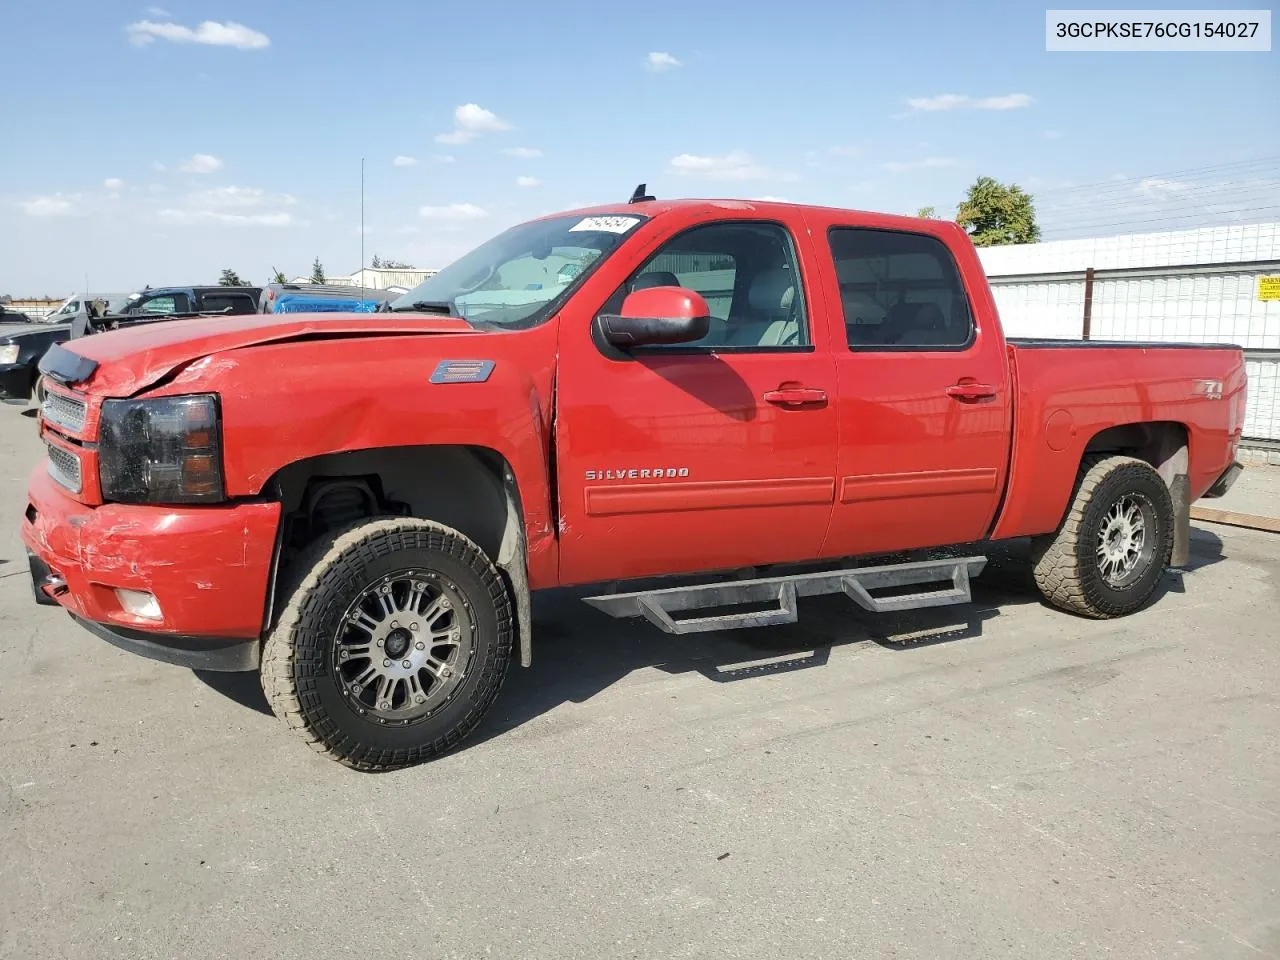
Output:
[1040, 192, 1280, 224]
[1041, 207, 1280, 237]
[1030, 156, 1280, 197]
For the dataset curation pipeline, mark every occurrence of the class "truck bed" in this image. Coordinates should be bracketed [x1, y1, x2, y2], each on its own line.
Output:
[990, 339, 1247, 541]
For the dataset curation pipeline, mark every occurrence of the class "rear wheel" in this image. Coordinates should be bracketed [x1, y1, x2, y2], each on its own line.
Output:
[1031, 455, 1174, 619]
[261, 518, 513, 771]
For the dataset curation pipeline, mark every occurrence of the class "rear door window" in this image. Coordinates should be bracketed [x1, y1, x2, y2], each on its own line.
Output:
[827, 227, 974, 349]
[199, 292, 257, 315]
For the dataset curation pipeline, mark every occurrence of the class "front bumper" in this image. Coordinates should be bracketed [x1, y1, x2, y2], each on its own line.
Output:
[1201, 460, 1244, 499]
[27, 550, 259, 670]
[22, 462, 280, 670]
[0, 361, 31, 402]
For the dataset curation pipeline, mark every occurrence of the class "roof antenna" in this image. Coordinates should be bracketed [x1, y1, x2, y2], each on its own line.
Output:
[629, 182, 655, 204]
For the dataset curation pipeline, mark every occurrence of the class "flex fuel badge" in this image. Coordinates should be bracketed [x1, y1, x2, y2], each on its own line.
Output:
[430, 360, 496, 384]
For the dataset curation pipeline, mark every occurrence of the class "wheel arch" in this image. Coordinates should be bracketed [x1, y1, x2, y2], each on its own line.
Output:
[259, 444, 534, 666]
[1080, 420, 1190, 566]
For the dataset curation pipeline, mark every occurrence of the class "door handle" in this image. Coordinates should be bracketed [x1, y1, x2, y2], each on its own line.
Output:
[946, 382, 997, 402]
[763, 386, 827, 406]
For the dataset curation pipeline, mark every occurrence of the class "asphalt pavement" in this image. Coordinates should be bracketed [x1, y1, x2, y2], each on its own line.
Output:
[1, 402, 1278, 959]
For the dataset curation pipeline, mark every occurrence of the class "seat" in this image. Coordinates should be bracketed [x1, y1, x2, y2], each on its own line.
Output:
[724, 268, 802, 346]
[888, 302, 952, 346]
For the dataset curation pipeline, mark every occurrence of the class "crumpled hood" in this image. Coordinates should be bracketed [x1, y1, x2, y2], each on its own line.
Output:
[54, 311, 478, 395]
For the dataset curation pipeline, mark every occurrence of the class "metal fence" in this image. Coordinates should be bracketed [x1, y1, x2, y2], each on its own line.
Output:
[988, 265, 1280, 444]
[1244, 351, 1279, 446]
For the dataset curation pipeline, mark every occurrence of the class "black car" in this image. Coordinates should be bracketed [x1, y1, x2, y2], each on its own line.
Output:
[76, 285, 264, 337]
[0, 307, 72, 404]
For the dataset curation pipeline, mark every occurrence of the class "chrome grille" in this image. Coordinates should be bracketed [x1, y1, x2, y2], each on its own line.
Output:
[41, 390, 87, 434]
[46, 443, 83, 494]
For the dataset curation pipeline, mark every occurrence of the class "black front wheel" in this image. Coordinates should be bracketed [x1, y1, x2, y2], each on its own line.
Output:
[262, 518, 514, 771]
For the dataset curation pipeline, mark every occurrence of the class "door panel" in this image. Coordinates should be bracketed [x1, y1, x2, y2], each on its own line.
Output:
[803, 215, 1014, 559]
[554, 216, 839, 586]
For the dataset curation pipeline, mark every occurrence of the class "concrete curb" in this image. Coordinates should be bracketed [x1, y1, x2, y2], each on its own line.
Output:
[1191, 506, 1280, 534]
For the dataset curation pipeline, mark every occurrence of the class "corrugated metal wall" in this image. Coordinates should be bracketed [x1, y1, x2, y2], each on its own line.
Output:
[979, 222, 1280, 442]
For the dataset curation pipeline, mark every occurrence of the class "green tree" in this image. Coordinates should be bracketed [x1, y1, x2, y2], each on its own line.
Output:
[270, 266, 287, 284]
[955, 176, 1040, 246]
[310, 256, 326, 284]
[915, 205, 938, 220]
[219, 268, 246, 286]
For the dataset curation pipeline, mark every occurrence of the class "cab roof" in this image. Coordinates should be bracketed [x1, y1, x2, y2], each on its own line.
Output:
[535, 195, 956, 237]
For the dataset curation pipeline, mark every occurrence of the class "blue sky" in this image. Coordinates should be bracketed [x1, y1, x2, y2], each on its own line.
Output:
[2, 0, 1277, 295]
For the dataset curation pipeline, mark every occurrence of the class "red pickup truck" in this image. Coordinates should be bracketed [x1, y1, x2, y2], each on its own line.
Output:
[23, 191, 1247, 771]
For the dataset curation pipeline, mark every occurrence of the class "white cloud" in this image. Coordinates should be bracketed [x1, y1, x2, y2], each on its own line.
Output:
[103, 177, 125, 190]
[502, 146, 543, 159]
[645, 51, 681, 72]
[881, 157, 957, 173]
[829, 146, 862, 158]
[906, 93, 1033, 112]
[21, 194, 80, 217]
[1138, 178, 1191, 196]
[186, 185, 297, 208]
[158, 208, 292, 226]
[435, 103, 510, 145]
[178, 153, 224, 174]
[516, 176, 541, 188]
[147, 6, 171, 15]
[126, 19, 270, 50]
[393, 155, 418, 166]
[1042, 129, 1064, 140]
[152, 160, 166, 172]
[419, 203, 488, 221]
[155, 185, 297, 226]
[668, 150, 799, 183]
[432, 154, 456, 163]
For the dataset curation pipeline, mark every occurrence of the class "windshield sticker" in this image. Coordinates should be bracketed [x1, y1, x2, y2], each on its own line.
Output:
[569, 215, 641, 234]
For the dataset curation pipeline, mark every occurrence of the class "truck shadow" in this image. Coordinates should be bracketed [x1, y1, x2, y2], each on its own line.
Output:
[191, 527, 1227, 732]
[472, 528, 1227, 748]
[469, 540, 1043, 747]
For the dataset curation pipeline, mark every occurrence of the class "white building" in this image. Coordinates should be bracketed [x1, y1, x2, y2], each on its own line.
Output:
[289, 266, 438, 290]
[975, 221, 1280, 443]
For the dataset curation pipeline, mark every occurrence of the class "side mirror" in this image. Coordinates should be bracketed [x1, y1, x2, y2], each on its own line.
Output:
[595, 286, 711, 348]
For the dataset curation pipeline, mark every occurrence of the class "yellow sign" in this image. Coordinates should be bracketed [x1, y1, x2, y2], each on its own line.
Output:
[1260, 276, 1280, 301]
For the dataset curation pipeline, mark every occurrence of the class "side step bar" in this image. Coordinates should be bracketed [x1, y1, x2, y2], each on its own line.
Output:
[583, 556, 987, 635]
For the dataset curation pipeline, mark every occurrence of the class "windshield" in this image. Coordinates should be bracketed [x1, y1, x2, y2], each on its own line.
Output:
[388, 213, 647, 328]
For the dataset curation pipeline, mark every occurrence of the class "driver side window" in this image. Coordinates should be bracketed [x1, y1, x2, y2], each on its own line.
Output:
[600, 221, 810, 350]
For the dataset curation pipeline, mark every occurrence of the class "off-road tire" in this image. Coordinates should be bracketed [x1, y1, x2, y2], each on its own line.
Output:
[1030, 455, 1174, 619]
[261, 517, 514, 771]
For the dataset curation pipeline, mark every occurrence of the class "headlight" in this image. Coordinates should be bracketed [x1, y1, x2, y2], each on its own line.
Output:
[99, 394, 225, 503]
[0, 344, 19, 364]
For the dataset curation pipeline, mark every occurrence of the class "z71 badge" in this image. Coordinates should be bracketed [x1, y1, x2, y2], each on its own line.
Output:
[585, 467, 690, 481]
[1193, 379, 1223, 400]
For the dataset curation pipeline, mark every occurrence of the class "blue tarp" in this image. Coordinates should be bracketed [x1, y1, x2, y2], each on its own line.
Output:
[271, 295, 382, 313]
